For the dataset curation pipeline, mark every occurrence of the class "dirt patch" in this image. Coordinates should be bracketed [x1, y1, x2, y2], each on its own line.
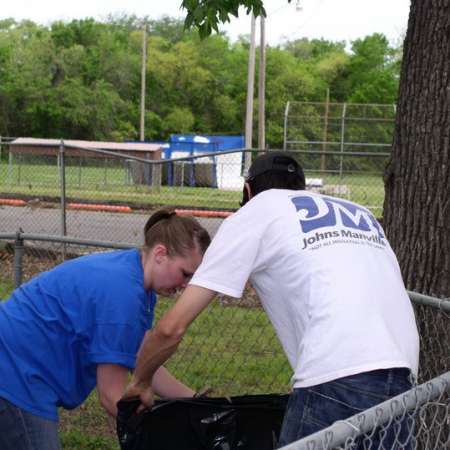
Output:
[0, 244, 61, 285]
[0, 244, 262, 307]
[217, 286, 262, 308]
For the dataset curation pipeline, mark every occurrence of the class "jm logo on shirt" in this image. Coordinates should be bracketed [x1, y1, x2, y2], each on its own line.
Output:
[291, 195, 385, 240]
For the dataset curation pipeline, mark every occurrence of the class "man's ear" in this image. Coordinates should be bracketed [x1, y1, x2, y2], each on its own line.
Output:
[153, 244, 168, 263]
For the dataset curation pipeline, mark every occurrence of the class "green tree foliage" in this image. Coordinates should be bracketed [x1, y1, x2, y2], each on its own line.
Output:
[330, 34, 400, 103]
[181, 0, 267, 38]
[164, 107, 195, 134]
[0, 16, 401, 147]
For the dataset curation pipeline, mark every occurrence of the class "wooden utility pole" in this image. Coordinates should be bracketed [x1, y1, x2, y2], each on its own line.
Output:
[139, 26, 160, 192]
[244, 13, 256, 171]
[258, 15, 266, 151]
[140, 26, 147, 142]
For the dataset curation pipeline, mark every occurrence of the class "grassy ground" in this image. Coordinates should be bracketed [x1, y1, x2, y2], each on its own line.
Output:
[0, 160, 384, 214]
[0, 160, 242, 210]
[0, 278, 13, 298]
[0, 280, 290, 449]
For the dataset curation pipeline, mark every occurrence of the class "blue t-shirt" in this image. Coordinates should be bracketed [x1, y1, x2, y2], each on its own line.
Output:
[0, 248, 156, 421]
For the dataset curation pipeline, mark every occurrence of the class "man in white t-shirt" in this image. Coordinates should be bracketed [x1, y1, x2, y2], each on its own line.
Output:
[123, 152, 419, 448]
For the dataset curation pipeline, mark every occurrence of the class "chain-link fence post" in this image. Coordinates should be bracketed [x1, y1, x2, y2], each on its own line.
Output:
[59, 139, 67, 259]
[339, 102, 347, 181]
[283, 102, 290, 151]
[7, 142, 13, 185]
[58, 139, 67, 237]
[13, 230, 24, 288]
[151, 160, 162, 193]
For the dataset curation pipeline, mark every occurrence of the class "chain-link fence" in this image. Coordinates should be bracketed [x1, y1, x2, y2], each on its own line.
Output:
[1, 132, 448, 448]
[280, 371, 449, 450]
[0, 139, 244, 240]
[283, 102, 395, 157]
[0, 233, 448, 449]
[0, 139, 389, 245]
[284, 101, 395, 216]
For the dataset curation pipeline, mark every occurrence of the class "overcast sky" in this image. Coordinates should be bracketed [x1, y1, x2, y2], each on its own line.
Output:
[2, 0, 411, 46]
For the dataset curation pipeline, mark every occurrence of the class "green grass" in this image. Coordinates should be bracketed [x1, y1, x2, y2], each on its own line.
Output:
[0, 282, 290, 449]
[60, 430, 117, 450]
[0, 161, 241, 210]
[0, 182, 242, 209]
[0, 160, 385, 214]
[155, 297, 291, 395]
[309, 172, 385, 216]
[0, 278, 13, 299]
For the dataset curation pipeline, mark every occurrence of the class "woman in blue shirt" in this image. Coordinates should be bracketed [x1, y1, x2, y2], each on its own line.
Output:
[0, 208, 210, 450]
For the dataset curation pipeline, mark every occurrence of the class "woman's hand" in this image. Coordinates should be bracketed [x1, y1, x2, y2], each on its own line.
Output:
[151, 366, 195, 398]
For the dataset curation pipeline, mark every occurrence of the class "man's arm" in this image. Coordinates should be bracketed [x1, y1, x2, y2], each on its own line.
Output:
[122, 285, 216, 407]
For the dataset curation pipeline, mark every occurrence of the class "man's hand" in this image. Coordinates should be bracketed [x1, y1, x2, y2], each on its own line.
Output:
[121, 381, 155, 413]
[120, 286, 216, 414]
[130, 286, 216, 392]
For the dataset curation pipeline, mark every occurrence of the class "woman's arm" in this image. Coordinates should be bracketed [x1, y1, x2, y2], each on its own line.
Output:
[152, 366, 195, 398]
[96, 364, 129, 417]
[96, 364, 194, 418]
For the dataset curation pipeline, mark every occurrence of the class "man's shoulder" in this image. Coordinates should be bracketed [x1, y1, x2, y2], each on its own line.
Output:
[247, 188, 307, 207]
[288, 191, 372, 213]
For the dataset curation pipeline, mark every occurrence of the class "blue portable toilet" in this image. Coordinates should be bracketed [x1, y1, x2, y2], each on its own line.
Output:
[166, 135, 244, 189]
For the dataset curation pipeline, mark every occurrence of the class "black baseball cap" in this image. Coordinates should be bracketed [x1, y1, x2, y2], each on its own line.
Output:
[245, 151, 305, 183]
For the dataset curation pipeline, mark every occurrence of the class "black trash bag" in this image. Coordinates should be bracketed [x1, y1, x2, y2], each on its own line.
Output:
[196, 409, 238, 449]
[117, 394, 289, 450]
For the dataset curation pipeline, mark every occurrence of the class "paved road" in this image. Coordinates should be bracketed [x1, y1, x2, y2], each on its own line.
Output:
[0, 205, 224, 246]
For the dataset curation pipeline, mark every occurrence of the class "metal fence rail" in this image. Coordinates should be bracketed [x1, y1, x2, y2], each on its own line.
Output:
[284, 102, 396, 158]
[280, 371, 450, 450]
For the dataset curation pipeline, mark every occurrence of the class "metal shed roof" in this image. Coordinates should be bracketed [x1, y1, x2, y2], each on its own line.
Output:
[11, 138, 161, 152]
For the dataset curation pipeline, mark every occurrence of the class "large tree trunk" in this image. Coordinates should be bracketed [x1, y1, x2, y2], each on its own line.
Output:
[383, 0, 450, 298]
[384, 14, 449, 450]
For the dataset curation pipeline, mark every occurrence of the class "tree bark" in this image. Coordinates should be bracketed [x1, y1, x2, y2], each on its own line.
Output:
[384, 0, 450, 298]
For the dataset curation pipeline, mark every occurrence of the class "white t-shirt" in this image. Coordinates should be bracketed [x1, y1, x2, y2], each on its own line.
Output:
[190, 189, 419, 388]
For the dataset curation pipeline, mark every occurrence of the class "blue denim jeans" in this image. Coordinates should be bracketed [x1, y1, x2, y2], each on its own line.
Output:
[278, 368, 414, 449]
[0, 397, 60, 450]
